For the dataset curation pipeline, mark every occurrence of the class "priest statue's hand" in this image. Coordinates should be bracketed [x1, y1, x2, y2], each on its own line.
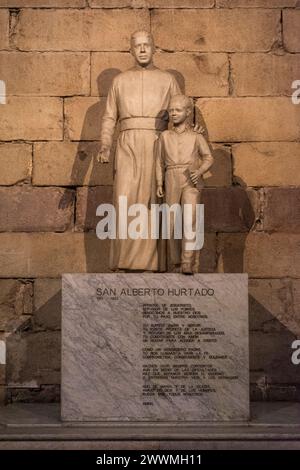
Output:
[97, 146, 110, 164]
[193, 123, 205, 135]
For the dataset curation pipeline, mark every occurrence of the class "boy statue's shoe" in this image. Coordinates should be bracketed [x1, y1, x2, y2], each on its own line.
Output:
[169, 264, 181, 273]
[181, 263, 193, 275]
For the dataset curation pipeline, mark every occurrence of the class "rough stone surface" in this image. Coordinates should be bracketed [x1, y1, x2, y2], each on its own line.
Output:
[218, 233, 300, 278]
[89, 0, 215, 6]
[283, 10, 300, 52]
[0, 10, 9, 50]
[263, 188, 300, 233]
[0, 280, 33, 331]
[75, 186, 113, 231]
[33, 279, 61, 331]
[249, 278, 300, 337]
[0, 187, 74, 232]
[147, 0, 214, 5]
[62, 273, 249, 421]
[202, 187, 258, 232]
[91, 52, 135, 97]
[0, 144, 32, 185]
[154, 53, 229, 97]
[197, 234, 217, 273]
[151, 9, 280, 52]
[14, 9, 150, 51]
[250, 383, 300, 402]
[7, 384, 60, 404]
[196, 98, 300, 142]
[205, 145, 232, 187]
[231, 53, 300, 96]
[6, 331, 61, 386]
[0, 366, 5, 385]
[217, 0, 297, 6]
[1, 0, 86, 5]
[0, 233, 110, 278]
[232, 143, 300, 187]
[0, 52, 90, 96]
[33, 142, 114, 186]
[250, 330, 299, 385]
[0, 97, 63, 141]
[64, 97, 107, 141]
[0, 386, 5, 405]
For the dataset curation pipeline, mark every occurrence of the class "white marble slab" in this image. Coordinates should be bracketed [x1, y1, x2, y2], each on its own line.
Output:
[61, 273, 249, 422]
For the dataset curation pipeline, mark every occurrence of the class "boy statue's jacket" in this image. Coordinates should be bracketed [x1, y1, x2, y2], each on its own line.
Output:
[156, 127, 213, 187]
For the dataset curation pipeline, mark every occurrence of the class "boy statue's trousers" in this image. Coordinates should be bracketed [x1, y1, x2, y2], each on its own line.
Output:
[164, 165, 203, 271]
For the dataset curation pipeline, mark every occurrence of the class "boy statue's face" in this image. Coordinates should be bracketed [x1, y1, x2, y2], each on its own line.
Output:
[169, 98, 190, 125]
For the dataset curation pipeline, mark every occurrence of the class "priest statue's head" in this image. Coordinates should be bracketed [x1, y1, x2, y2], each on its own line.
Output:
[130, 30, 155, 68]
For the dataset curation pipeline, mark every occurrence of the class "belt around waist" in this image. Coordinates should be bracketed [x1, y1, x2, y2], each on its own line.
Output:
[166, 164, 191, 170]
[166, 164, 212, 179]
[120, 117, 168, 132]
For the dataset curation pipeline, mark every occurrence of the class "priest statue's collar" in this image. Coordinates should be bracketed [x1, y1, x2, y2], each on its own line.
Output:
[131, 62, 158, 71]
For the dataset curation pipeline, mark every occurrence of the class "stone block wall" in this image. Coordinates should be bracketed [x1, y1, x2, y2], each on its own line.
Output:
[0, 0, 299, 403]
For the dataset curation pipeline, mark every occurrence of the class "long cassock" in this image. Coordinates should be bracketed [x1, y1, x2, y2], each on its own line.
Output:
[100, 63, 181, 271]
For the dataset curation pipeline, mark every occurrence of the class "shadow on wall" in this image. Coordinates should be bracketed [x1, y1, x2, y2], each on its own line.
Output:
[195, 104, 257, 274]
[248, 291, 299, 401]
[58, 69, 121, 272]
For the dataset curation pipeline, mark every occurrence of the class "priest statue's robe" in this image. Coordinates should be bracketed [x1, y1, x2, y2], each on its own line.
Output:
[100, 64, 181, 271]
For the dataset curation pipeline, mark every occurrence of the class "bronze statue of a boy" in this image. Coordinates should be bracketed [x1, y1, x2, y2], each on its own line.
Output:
[156, 95, 214, 274]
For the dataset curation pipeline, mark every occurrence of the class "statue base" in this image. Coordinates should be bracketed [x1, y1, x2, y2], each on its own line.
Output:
[61, 273, 249, 422]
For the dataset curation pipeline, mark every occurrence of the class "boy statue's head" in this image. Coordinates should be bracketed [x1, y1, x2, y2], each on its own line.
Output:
[168, 94, 194, 126]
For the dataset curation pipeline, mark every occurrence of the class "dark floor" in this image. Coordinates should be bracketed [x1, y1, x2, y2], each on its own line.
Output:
[0, 402, 299, 449]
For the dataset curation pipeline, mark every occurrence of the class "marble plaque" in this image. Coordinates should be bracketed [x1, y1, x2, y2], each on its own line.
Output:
[61, 273, 249, 422]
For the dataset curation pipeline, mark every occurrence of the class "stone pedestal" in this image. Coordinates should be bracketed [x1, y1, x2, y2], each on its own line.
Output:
[61, 273, 249, 422]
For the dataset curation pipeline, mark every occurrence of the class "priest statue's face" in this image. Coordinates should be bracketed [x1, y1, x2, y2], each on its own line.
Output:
[130, 32, 155, 67]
